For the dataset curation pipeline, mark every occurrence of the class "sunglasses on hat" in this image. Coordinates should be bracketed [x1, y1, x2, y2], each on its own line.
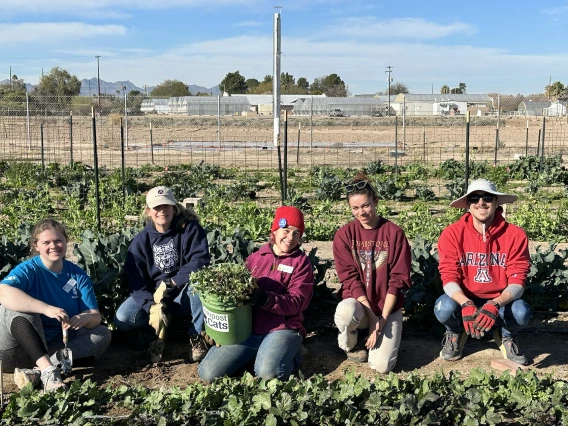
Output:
[467, 193, 495, 204]
[345, 180, 372, 193]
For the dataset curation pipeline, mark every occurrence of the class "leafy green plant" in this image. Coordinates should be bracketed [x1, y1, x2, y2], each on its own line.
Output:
[415, 185, 436, 201]
[525, 243, 568, 311]
[444, 177, 466, 200]
[0, 224, 32, 278]
[206, 228, 257, 265]
[363, 160, 391, 175]
[437, 159, 464, 180]
[191, 263, 257, 305]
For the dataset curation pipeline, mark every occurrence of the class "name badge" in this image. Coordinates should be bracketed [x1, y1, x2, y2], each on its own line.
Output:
[277, 264, 294, 274]
[63, 278, 77, 293]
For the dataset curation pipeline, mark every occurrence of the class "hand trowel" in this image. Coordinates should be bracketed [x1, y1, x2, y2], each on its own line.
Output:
[58, 326, 73, 375]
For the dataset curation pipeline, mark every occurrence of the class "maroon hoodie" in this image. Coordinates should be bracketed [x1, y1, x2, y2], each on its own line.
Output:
[334, 217, 412, 316]
[245, 243, 314, 337]
[438, 207, 530, 299]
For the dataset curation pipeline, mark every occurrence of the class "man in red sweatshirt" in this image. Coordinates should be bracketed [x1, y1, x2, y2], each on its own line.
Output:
[435, 179, 531, 365]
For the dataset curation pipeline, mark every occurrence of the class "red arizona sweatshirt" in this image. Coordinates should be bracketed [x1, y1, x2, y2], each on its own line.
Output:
[438, 208, 530, 300]
[334, 217, 412, 316]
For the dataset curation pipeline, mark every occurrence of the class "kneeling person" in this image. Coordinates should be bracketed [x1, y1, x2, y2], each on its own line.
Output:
[435, 179, 531, 365]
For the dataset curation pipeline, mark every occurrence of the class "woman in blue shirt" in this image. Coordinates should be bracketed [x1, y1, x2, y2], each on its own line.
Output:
[0, 219, 111, 392]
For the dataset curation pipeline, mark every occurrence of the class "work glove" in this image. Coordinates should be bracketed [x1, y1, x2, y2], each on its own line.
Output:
[461, 300, 479, 338]
[160, 279, 182, 312]
[250, 288, 270, 307]
[473, 301, 500, 335]
[201, 331, 218, 347]
[148, 281, 173, 337]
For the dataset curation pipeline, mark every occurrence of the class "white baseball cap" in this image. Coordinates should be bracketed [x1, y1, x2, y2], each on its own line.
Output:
[450, 179, 517, 209]
[146, 186, 177, 209]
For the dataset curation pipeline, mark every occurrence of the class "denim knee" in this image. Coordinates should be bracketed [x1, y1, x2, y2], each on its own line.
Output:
[434, 294, 459, 323]
[509, 299, 531, 327]
[197, 360, 218, 384]
[254, 359, 290, 380]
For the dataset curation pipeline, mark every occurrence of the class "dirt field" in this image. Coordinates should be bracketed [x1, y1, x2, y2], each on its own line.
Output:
[1, 115, 567, 169]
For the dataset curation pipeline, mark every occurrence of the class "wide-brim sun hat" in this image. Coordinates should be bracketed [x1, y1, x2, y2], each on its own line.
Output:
[146, 186, 177, 209]
[450, 179, 517, 209]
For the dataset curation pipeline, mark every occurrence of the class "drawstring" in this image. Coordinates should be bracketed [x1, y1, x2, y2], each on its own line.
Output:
[482, 222, 486, 243]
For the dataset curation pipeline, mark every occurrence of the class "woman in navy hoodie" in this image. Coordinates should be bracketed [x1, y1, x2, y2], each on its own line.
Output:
[198, 206, 314, 382]
[114, 186, 210, 362]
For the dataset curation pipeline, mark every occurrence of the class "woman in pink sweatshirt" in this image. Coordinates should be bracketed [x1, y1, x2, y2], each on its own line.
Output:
[199, 206, 314, 382]
[333, 172, 412, 373]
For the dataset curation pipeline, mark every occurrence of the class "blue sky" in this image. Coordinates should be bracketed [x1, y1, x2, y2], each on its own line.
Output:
[1, 0, 567, 95]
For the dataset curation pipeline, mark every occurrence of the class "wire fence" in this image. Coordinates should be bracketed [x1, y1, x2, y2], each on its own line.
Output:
[0, 94, 567, 170]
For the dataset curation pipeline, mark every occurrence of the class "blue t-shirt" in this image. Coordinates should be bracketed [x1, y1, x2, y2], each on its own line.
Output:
[0, 256, 98, 342]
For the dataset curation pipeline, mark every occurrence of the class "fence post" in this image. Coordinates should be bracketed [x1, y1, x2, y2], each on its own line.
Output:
[120, 117, 126, 202]
[394, 114, 398, 172]
[465, 112, 470, 189]
[422, 125, 426, 163]
[536, 129, 541, 156]
[150, 121, 154, 164]
[283, 110, 288, 201]
[124, 93, 129, 149]
[525, 120, 528, 157]
[92, 107, 101, 232]
[40, 123, 45, 171]
[26, 93, 31, 151]
[494, 127, 499, 166]
[296, 122, 300, 164]
[217, 95, 221, 151]
[69, 112, 73, 166]
[539, 115, 546, 172]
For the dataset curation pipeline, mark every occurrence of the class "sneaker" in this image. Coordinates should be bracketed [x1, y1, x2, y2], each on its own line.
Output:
[189, 334, 209, 362]
[13, 368, 41, 390]
[440, 330, 468, 361]
[493, 329, 528, 366]
[346, 345, 368, 363]
[40, 366, 68, 392]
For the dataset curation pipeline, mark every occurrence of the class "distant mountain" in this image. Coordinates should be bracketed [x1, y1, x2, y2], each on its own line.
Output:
[80, 78, 220, 96]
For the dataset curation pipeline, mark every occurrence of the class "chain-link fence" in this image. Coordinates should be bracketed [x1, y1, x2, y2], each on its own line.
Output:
[0, 94, 567, 170]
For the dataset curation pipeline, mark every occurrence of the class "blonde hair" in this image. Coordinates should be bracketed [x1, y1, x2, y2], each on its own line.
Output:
[143, 202, 200, 232]
[30, 218, 68, 254]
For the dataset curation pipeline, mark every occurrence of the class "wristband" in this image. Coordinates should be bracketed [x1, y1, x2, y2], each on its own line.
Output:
[461, 300, 475, 308]
[486, 300, 500, 309]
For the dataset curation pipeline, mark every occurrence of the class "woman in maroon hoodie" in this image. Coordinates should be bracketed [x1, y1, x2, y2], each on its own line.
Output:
[198, 206, 314, 382]
[334, 172, 412, 373]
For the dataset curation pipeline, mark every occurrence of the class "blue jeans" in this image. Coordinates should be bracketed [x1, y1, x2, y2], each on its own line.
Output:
[198, 329, 303, 383]
[434, 294, 530, 338]
[114, 284, 204, 335]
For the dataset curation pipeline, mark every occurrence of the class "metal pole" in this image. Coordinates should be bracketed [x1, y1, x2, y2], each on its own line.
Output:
[69, 112, 73, 165]
[283, 110, 288, 201]
[124, 93, 129, 149]
[423, 125, 426, 163]
[273, 10, 281, 148]
[494, 128, 499, 166]
[217, 94, 221, 151]
[92, 107, 101, 232]
[120, 118, 126, 201]
[26, 93, 31, 151]
[296, 122, 301, 164]
[40, 123, 45, 171]
[525, 120, 529, 157]
[0, 359, 3, 410]
[497, 94, 501, 130]
[150, 122, 154, 164]
[402, 95, 406, 149]
[537, 129, 541, 156]
[540, 115, 546, 171]
[95, 55, 101, 110]
[394, 114, 398, 171]
[465, 111, 470, 189]
[277, 145, 285, 204]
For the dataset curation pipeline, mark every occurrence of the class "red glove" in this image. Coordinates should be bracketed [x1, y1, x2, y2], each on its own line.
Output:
[461, 300, 478, 337]
[473, 301, 500, 335]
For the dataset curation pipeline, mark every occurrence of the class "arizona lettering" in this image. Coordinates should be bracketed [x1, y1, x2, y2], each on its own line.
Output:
[459, 252, 506, 267]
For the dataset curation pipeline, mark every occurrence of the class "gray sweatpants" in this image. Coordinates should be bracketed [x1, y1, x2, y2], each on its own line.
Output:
[0, 305, 112, 372]
[334, 298, 403, 374]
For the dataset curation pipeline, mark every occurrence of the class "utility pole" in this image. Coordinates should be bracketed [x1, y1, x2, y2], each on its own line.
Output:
[95, 55, 101, 110]
[9, 66, 11, 88]
[385, 66, 393, 116]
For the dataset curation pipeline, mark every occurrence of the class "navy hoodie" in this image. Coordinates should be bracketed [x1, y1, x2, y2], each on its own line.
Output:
[125, 216, 210, 311]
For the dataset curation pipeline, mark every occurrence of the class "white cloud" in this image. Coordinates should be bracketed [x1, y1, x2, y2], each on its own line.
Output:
[0, 23, 127, 45]
[325, 17, 477, 40]
[0, 0, 259, 17]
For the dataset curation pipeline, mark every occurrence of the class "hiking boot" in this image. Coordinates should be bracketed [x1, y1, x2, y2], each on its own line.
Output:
[346, 345, 368, 363]
[440, 330, 468, 361]
[189, 334, 209, 362]
[40, 366, 68, 392]
[493, 329, 528, 366]
[13, 368, 41, 390]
